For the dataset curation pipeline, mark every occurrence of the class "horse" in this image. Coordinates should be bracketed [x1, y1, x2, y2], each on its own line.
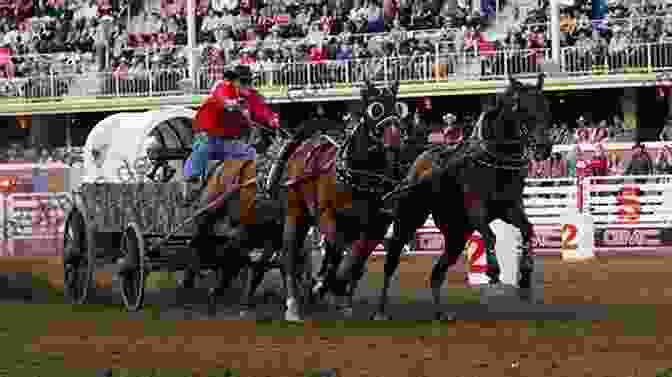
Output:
[280, 80, 407, 321]
[176, 120, 293, 308]
[335, 74, 553, 320]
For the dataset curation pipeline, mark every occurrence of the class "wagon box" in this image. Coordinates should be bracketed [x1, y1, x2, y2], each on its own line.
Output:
[79, 182, 199, 237]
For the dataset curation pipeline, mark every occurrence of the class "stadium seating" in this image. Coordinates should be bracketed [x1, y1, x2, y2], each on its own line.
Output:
[0, 0, 669, 98]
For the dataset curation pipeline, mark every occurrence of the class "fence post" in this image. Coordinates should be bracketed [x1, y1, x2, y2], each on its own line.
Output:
[49, 69, 55, 97]
[503, 50, 509, 77]
[434, 43, 440, 82]
[148, 70, 154, 96]
[647, 43, 653, 73]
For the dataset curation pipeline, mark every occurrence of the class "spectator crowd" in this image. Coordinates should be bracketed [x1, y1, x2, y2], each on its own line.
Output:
[1, 0, 672, 96]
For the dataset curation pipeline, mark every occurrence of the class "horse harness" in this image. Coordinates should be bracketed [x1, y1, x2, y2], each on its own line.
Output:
[463, 110, 533, 172]
[335, 117, 403, 195]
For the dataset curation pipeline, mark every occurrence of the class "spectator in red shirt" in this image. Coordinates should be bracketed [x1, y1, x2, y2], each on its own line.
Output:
[608, 152, 625, 176]
[528, 158, 549, 178]
[591, 121, 609, 143]
[319, 5, 335, 34]
[574, 145, 590, 178]
[590, 143, 609, 176]
[549, 152, 568, 178]
[625, 142, 654, 176]
[441, 113, 463, 145]
[309, 44, 326, 63]
[239, 48, 257, 65]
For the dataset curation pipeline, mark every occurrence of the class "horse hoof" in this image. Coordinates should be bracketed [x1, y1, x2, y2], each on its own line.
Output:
[435, 312, 457, 322]
[178, 279, 195, 289]
[340, 306, 354, 318]
[487, 282, 506, 294]
[371, 312, 390, 320]
[284, 309, 303, 322]
[517, 287, 533, 302]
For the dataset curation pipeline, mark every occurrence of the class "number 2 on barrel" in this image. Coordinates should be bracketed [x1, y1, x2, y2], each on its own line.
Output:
[561, 224, 578, 248]
[467, 238, 483, 268]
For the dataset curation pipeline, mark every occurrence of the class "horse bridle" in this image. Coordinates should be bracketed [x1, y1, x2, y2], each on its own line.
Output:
[469, 103, 538, 171]
[335, 114, 403, 194]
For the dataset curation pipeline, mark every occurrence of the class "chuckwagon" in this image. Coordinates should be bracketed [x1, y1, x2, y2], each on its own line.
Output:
[62, 108, 290, 311]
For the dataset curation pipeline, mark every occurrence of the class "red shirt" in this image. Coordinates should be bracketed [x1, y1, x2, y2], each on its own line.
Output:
[194, 80, 248, 138]
[477, 33, 496, 57]
[274, 14, 290, 25]
[310, 47, 326, 63]
[590, 156, 608, 176]
[240, 87, 279, 127]
[575, 159, 590, 178]
[442, 126, 463, 144]
[320, 15, 334, 33]
[240, 55, 257, 65]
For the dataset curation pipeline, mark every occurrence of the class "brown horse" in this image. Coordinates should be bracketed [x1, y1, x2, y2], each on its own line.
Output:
[179, 125, 289, 306]
[280, 81, 406, 321]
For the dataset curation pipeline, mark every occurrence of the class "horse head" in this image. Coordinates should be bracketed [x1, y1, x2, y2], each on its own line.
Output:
[349, 79, 406, 174]
[491, 73, 552, 162]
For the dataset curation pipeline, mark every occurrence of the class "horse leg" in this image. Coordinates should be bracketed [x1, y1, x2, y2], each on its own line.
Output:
[183, 211, 214, 289]
[282, 217, 310, 322]
[243, 239, 275, 307]
[313, 235, 344, 301]
[502, 202, 535, 290]
[429, 213, 468, 321]
[373, 202, 429, 320]
[333, 216, 390, 317]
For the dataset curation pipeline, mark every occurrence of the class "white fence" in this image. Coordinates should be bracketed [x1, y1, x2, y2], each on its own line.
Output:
[5, 41, 672, 99]
[416, 175, 672, 254]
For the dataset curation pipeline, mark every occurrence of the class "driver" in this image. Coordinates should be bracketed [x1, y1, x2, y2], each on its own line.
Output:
[188, 66, 278, 182]
[235, 65, 280, 130]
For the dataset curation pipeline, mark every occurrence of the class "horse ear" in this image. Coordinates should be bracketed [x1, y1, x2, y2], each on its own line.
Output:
[536, 73, 545, 91]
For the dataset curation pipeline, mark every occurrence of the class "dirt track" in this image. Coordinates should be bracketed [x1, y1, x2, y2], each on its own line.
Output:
[4, 254, 672, 376]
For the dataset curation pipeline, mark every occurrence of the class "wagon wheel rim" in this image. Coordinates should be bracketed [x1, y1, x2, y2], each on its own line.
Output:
[63, 211, 92, 304]
[120, 225, 145, 311]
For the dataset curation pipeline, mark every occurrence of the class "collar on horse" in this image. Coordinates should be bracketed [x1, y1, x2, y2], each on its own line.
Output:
[467, 109, 532, 171]
[336, 120, 401, 195]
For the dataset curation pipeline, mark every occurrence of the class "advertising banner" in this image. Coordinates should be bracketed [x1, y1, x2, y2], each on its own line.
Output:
[416, 225, 672, 255]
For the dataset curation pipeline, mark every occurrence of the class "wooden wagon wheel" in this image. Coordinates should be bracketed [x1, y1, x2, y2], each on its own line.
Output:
[119, 222, 147, 311]
[63, 207, 95, 304]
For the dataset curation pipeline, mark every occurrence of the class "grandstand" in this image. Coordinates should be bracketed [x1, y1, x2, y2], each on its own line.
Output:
[0, 0, 670, 169]
[0, 0, 669, 97]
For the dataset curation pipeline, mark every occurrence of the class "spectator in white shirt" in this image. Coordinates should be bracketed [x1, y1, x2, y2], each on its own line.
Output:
[222, 0, 239, 13]
[202, 9, 223, 37]
[74, 0, 98, 21]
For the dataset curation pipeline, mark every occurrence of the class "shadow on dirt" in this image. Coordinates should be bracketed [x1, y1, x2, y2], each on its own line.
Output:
[0, 257, 613, 322]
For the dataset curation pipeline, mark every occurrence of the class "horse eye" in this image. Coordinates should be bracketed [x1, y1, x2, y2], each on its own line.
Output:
[366, 102, 384, 120]
[395, 102, 409, 118]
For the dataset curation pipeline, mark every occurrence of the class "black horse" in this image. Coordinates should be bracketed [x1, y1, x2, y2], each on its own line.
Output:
[333, 74, 553, 320]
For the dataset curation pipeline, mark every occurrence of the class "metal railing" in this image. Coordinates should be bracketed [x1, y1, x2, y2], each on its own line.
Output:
[2, 42, 671, 99]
